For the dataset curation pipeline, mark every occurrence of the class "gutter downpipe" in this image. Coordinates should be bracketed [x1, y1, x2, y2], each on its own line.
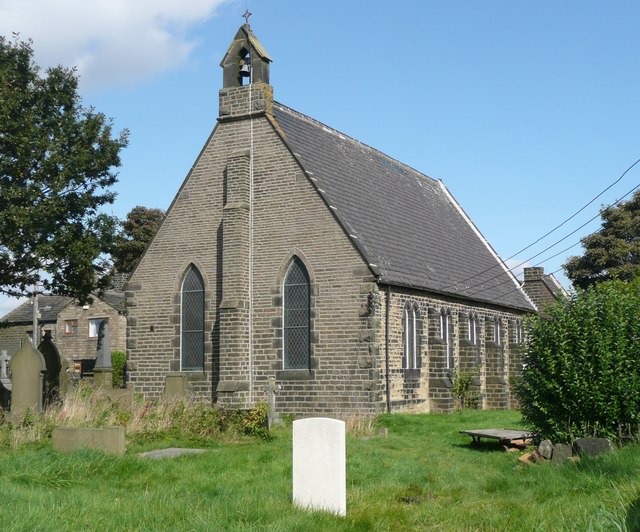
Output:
[385, 284, 391, 413]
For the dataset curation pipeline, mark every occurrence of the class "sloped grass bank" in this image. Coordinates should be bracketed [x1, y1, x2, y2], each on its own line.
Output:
[1, 410, 639, 530]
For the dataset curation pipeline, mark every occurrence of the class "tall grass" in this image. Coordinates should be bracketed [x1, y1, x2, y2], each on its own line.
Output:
[0, 383, 269, 450]
[2, 409, 640, 529]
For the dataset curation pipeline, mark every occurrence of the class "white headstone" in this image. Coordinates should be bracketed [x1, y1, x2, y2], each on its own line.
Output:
[292, 417, 346, 516]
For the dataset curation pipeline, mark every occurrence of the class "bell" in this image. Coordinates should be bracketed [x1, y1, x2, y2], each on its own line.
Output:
[239, 62, 251, 77]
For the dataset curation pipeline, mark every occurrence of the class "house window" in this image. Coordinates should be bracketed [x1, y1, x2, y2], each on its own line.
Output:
[65, 320, 79, 335]
[403, 303, 420, 369]
[441, 310, 454, 370]
[181, 265, 205, 371]
[283, 257, 310, 370]
[88, 318, 106, 338]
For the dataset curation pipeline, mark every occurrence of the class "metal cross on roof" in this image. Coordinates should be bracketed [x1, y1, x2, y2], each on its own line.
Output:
[242, 9, 252, 25]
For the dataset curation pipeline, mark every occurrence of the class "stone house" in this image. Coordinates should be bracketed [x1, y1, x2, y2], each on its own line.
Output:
[125, 24, 536, 415]
[0, 292, 126, 368]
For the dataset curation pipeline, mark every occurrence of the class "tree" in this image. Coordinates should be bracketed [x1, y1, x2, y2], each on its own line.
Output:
[0, 36, 128, 302]
[564, 190, 640, 289]
[111, 206, 164, 274]
[516, 279, 640, 444]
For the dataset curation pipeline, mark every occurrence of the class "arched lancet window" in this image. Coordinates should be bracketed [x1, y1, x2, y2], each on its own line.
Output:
[403, 303, 420, 369]
[181, 265, 205, 371]
[515, 320, 524, 344]
[441, 309, 455, 370]
[468, 313, 478, 345]
[495, 318, 502, 346]
[283, 257, 310, 369]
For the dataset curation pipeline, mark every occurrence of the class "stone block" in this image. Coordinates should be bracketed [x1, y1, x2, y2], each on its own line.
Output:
[163, 373, 190, 399]
[10, 341, 46, 418]
[538, 439, 554, 460]
[575, 438, 613, 457]
[52, 426, 125, 456]
[293, 418, 346, 516]
[552, 443, 573, 463]
[93, 368, 114, 389]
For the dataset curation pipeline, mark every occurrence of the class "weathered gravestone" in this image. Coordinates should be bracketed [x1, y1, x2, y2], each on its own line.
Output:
[293, 417, 346, 516]
[267, 377, 281, 427]
[38, 331, 62, 405]
[163, 372, 189, 399]
[539, 439, 554, 460]
[552, 443, 573, 463]
[59, 357, 71, 397]
[93, 320, 113, 389]
[52, 426, 125, 456]
[575, 437, 613, 457]
[10, 339, 46, 419]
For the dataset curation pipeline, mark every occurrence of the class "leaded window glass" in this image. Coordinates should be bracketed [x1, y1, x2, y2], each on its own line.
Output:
[181, 265, 204, 371]
[283, 257, 310, 369]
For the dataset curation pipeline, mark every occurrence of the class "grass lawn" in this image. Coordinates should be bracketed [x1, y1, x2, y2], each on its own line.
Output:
[1, 409, 640, 530]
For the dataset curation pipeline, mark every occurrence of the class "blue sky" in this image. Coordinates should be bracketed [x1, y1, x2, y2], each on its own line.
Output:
[1, 0, 639, 314]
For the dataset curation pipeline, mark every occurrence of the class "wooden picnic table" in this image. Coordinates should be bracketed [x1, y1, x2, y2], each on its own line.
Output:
[460, 428, 533, 445]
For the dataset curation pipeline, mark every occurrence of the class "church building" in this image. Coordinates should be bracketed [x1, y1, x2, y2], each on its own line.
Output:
[125, 23, 536, 415]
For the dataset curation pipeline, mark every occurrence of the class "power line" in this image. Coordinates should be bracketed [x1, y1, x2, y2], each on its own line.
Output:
[462, 181, 640, 299]
[438, 156, 640, 292]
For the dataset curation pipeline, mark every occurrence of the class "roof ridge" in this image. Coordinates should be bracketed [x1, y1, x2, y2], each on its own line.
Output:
[272, 101, 438, 185]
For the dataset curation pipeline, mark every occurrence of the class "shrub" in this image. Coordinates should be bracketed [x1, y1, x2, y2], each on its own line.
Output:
[516, 278, 640, 444]
[240, 401, 270, 439]
[451, 369, 479, 410]
[111, 351, 126, 388]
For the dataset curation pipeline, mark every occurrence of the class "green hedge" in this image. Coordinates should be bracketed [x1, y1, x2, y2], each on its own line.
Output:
[517, 278, 640, 444]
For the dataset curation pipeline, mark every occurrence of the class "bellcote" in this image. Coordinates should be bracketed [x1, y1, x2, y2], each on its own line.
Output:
[220, 24, 272, 88]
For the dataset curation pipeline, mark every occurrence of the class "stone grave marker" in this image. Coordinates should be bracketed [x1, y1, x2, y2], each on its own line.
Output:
[10, 339, 46, 418]
[552, 443, 573, 463]
[93, 320, 113, 389]
[59, 357, 71, 397]
[163, 372, 189, 399]
[38, 331, 62, 404]
[575, 437, 613, 457]
[293, 417, 346, 516]
[538, 439, 554, 460]
[267, 377, 280, 426]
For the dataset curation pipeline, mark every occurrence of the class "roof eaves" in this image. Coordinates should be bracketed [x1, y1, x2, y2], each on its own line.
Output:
[376, 278, 535, 314]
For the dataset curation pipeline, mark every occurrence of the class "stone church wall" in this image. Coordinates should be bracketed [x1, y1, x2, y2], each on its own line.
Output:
[381, 287, 526, 413]
[126, 88, 383, 414]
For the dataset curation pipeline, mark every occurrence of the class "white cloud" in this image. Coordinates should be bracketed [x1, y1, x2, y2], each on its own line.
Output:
[0, 0, 229, 90]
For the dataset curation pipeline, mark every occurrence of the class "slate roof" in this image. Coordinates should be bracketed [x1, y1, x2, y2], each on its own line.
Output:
[271, 103, 535, 312]
[0, 295, 71, 324]
[0, 291, 125, 324]
[101, 291, 126, 313]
